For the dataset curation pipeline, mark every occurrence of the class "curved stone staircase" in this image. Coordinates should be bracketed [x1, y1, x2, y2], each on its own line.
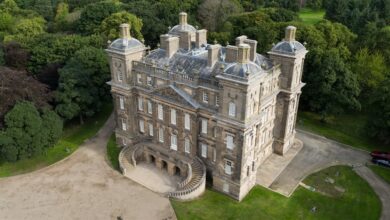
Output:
[167, 157, 206, 200]
[118, 145, 135, 175]
[119, 145, 206, 200]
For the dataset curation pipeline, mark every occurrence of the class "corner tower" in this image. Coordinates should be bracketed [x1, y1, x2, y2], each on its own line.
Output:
[106, 24, 146, 146]
[268, 26, 307, 155]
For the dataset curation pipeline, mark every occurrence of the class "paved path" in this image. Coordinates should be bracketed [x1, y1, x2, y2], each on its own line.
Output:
[354, 166, 390, 220]
[268, 129, 390, 220]
[0, 114, 176, 220]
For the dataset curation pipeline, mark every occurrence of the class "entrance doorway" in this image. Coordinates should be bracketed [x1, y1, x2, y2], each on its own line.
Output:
[162, 160, 168, 170]
[150, 155, 156, 164]
[175, 166, 181, 176]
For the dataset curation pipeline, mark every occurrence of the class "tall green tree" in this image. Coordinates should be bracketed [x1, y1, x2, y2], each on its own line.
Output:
[99, 11, 143, 41]
[55, 46, 110, 122]
[0, 102, 62, 162]
[368, 76, 390, 144]
[77, 1, 121, 35]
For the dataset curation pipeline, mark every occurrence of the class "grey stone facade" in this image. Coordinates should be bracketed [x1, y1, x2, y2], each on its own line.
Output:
[106, 13, 307, 201]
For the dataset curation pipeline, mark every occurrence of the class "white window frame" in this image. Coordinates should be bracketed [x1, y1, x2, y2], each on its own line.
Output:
[147, 76, 152, 86]
[184, 138, 190, 153]
[225, 160, 232, 175]
[202, 91, 208, 103]
[147, 100, 152, 114]
[119, 96, 125, 110]
[138, 97, 143, 111]
[137, 73, 142, 84]
[121, 118, 127, 131]
[170, 134, 177, 151]
[201, 143, 207, 158]
[148, 123, 153, 136]
[201, 119, 207, 134]
[159, 128, 164, 143]
[184, 113, 190, 130]
[226, 134, 234, 150]
[139, 120, 144, 133]
[228, 102, 236, 117]
[171, 109, 176, 125]
[158, 104, 163, 120]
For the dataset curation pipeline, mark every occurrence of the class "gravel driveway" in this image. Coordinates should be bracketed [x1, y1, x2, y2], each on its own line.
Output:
[0, 114, 176, 220]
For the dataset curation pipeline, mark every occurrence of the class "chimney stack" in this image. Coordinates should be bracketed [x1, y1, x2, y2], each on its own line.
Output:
[119, 23, 131, 39]
[179, 31, 193, 51]
[179, 12, 187, 25]
[207, 44, 221, 67]
[196, 29, 207, 48]
[243, 39, 257, 61]
[237, 44, 250, 63]
[160, 35, 179, 58]
[225, 45, 238, 63]
[285, 26, 296, 42]
[235, 35, 247, 46]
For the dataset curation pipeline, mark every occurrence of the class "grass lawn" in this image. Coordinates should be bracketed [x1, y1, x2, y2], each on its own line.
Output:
[297, 111, 388, 152]
[171, 166, 381, 220]
[299, 8, 325, 25]
[106, 134, 121, 171]
[0, 103, 113, 177]
[369, 164, 390, 184]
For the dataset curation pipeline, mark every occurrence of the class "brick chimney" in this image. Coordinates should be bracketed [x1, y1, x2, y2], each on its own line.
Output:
[196, 29, 207, 48]
[120, 23, 131, 39]
[237, 44, 250, 64]
[285, 26, 296, 42]
[179, 12, 187, 25]
[225, 45, 238, 63]
[160, 35, 179, 58]
[208, 44, 221, 67]
[179, 31, 193, 51]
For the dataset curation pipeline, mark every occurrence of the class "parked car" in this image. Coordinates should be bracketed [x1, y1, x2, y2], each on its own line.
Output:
[370, 151, 390, 160]
[372, 158, 390, 168]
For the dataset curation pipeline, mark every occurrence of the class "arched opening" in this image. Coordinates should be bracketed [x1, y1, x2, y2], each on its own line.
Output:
[175, 166, 181, 176]
[162, 160, 168, 171]
[150, 155, 156, 164]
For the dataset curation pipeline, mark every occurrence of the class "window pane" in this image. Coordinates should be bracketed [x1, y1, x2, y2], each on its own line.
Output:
[159, 128, 164, 142]
[147, 101, 152, 114]
[149, 123, 153, 136]
[139, 120, 144, 133]
[158, 104, 163, 120]
[119, 96, 124, 110]
[201, 119, 207, 134]
[185, 138, 190, 153]
[201, 143, 207, 158]
[171, 109, 176, 125]
[229, 102, 236, 117]
[184, 113, 190, 130]
[138, 98, 143, 110]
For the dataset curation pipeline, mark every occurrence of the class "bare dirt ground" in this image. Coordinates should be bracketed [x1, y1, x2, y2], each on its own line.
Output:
[0, 114, 176, 220]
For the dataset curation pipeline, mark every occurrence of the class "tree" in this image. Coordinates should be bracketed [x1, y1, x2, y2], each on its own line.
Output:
[3, 17, 46, 45]
[3, 42, 30, 69]
[197, 0, 243, 31]
[77, 1, 121, 35]
[0, 67, 52, 126]
[55, 46, 110, 122]
[99, 11, 143, 41]
[352, 48, 387, 94]
[53, 2, 70, 32]
[27, 33, 104, 88]
[306, 0, 323, 10]
[368, 76, 390, 144]
[0, 102, 62, 162]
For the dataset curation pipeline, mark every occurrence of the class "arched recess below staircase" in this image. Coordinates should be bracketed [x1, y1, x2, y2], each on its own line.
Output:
[119, 141, 206, 200]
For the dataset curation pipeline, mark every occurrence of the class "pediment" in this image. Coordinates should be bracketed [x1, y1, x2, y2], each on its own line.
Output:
[151, 85, 200, 109]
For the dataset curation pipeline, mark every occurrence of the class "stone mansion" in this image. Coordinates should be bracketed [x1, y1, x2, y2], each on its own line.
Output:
[106, 12, 307, 201]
